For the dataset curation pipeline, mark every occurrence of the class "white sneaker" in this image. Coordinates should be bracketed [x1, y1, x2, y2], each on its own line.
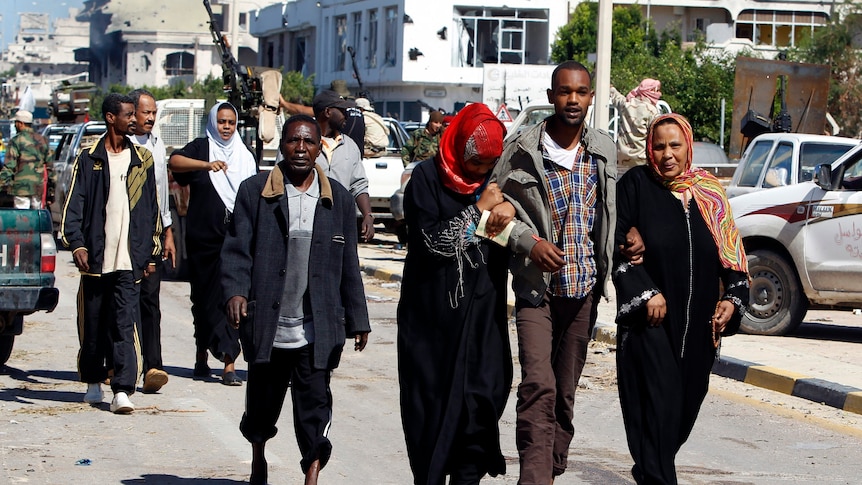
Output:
[83, 383, 103, 404]
[110, 392, 134, 414]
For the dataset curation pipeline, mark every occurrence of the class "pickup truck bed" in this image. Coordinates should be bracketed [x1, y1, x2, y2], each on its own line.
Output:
[0, 208, 59, 365]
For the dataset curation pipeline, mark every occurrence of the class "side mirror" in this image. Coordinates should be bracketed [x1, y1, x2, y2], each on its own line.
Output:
[815, 164, 833, 190]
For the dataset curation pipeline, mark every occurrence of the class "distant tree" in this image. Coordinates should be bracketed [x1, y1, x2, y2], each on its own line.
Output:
[281, 70, 316, 106]
[787, 1, 862, 137]
[551, 2, 736, 145]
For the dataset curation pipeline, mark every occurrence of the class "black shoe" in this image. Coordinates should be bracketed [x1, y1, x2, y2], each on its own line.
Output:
[193, 362, 211, 378]
[222, 371, 242, 386]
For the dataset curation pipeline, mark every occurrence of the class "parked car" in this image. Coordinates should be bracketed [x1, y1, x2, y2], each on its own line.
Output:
[0, 207, 59, 366]
[726, 133, 859, 198]
[400, 121, 423, 137]
[50, 121, 107, 234]
[40, 123, 72, 153]
[691, 141, 738, 182]
[730, 142, 862, 335]
[354, 118, 410, 232]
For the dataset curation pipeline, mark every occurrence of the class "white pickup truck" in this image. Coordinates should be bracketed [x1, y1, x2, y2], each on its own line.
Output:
[726, 133, 859, 198]
[731, 142, 862, 335]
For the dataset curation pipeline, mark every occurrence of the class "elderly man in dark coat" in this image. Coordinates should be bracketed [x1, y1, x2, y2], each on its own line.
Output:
[221, 114, 371, 485]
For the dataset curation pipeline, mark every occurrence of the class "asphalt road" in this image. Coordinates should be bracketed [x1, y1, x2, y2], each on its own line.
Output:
[2, 243, 862, 484]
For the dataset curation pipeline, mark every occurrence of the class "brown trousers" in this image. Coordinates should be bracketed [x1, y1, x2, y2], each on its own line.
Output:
[515, 291, 596, 485]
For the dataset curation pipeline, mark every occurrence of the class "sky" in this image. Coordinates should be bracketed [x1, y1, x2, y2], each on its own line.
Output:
[1, 0, 83, 51]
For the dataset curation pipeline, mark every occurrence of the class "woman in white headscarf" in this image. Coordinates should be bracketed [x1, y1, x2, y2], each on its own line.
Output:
[170, 102, 257, 386]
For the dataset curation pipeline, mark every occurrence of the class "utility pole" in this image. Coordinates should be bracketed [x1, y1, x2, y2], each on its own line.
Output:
[230, 0, 239, 60]
[594, 0, 612, 131]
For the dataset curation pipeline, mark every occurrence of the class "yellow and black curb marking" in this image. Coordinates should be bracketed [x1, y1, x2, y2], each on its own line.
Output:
[713, 356, 862, 415]
[360, 265, 402, 283]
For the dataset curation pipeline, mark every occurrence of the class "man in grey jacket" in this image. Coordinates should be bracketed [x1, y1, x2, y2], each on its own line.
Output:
[489, 60, 618, 484]
[222, 114, 370, 485]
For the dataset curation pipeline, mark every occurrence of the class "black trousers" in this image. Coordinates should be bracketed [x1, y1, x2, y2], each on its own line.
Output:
[77, 272, 141, 394]
[240, 346, 333, 474]
[188, 243, 240, 361]
[139, 260, 163, 372]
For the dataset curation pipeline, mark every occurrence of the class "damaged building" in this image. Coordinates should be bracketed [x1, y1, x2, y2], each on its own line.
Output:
[75, 0, 265, 89]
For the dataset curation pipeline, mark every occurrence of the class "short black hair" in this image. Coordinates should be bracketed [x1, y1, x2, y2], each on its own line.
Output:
[102, 93, 134, 119]
[128, 88, 155, 107]
[282, 114, 321, 142]
[551, 60, 592, 89]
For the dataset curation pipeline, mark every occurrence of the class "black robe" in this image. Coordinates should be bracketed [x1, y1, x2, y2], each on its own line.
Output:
[397, 160, 513, 485]
[172, 138, 250, 361]
[612, 166, 749, 485]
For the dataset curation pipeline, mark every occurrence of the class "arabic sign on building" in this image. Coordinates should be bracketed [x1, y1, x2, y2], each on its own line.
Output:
[482, 65, 555, 113]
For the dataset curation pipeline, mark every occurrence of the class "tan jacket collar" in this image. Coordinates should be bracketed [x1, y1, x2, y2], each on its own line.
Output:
[261, 163, 333, 207]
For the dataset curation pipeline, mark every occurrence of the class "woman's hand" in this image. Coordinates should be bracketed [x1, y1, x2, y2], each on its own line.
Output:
[712, 300, 736, 335]
[210, 160, 228, 171]
[485, 201, 515, 237]
[645, 293, 666, 327]
[476, 182, 503, 212]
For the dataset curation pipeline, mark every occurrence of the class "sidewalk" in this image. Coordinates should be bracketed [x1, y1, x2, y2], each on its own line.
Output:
[358, 242, 862, 416]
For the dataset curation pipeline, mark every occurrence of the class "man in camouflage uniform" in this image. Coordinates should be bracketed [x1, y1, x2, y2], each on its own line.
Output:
[401, 110, 444, 167]
[1, 110, 52, 209]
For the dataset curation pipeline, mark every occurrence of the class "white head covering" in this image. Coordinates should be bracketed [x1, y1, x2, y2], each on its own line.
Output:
[206, 103, 257, 212]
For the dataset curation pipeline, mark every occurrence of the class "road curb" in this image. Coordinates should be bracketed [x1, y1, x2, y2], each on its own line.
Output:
[360, 265, 402, 283]
[361, 265, 862, 416]
[712, 355, 862, 415]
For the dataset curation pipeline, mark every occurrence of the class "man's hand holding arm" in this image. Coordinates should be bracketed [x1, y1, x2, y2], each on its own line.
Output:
[620, 226, 645, 265]
[529, 237, 566, 272]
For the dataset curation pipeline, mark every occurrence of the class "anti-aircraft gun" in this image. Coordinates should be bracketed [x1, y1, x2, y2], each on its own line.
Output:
[202, 0, 281, 159]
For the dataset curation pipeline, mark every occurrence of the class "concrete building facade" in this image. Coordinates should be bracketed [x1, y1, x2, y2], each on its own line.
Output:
[614, 0, 842, 58]
[0, 9, 91, 116]
[75, 0, 268, 89]
[248, 0, 846, 122]
[249, 0, 569, 121]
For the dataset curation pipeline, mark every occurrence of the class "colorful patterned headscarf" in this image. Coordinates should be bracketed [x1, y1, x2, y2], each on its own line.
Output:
[435, 103, 506, 195]
[646, 113, 748, 273]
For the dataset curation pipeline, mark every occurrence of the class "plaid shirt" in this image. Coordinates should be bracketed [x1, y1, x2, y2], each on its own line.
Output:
[543, 142, 598, 298]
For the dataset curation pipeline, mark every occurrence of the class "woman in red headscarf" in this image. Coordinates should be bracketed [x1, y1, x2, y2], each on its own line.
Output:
[612, 113, 750, 485]
[397, 103, 513, 485]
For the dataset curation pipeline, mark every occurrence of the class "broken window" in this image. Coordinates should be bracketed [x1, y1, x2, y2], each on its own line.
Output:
[384, 7, 397, 67]
[455, 7, 548, 67]
[335, 15, 347, 71]
[165, 51, 195, 76]
[368, 9, 378, 68]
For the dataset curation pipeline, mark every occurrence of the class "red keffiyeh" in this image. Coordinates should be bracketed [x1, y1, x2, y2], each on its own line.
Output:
[647, 113, 748, 274]
[436, 103, 506, 195]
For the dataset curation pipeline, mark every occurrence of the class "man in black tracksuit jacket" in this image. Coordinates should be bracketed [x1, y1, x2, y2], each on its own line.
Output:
[60, 93, 162, 413]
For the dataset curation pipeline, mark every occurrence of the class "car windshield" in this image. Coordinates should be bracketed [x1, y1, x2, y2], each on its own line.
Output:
[737, 141, 773, 187]
[799, 142, 857, 182]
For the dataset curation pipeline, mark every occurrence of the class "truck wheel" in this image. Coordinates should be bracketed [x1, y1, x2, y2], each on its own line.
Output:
[741, 249, 808, 336]
[0, 336, 14, 367]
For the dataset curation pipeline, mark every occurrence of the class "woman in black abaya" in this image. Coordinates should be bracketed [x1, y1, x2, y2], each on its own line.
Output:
[397, 103, 513, 485]
[613, 113, 749, 484]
